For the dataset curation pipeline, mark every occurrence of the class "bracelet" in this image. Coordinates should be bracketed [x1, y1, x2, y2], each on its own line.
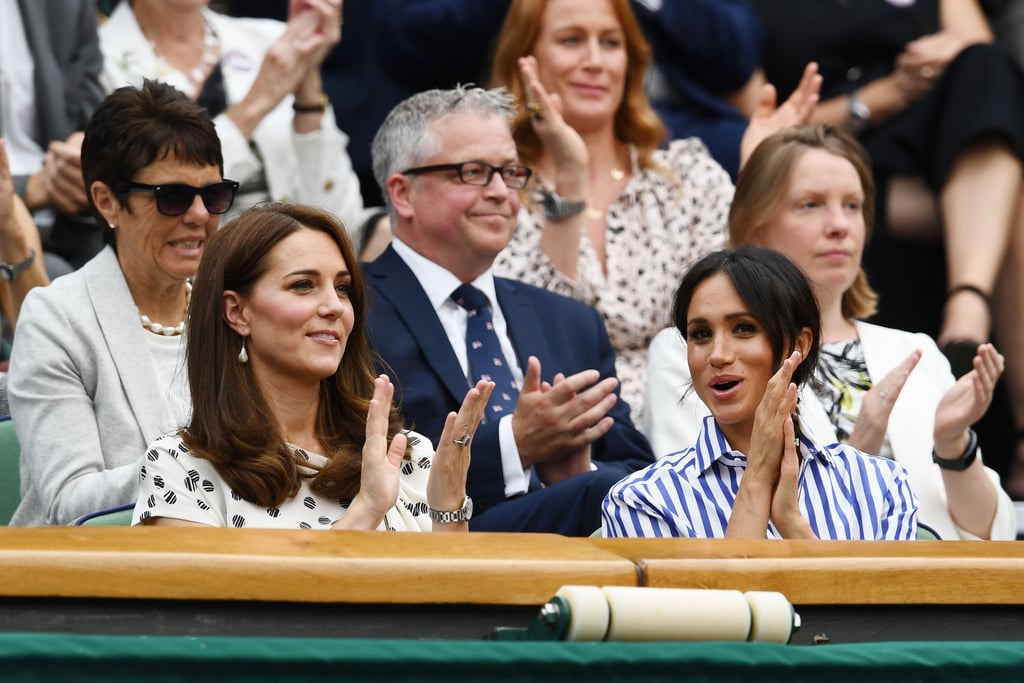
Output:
[292, 94, 328, 113]
[932, 427, 979, 471]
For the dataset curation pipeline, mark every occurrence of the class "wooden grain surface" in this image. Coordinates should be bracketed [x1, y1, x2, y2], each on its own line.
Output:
[2, 529, 1023, 606]
[0, 527, 637, 605]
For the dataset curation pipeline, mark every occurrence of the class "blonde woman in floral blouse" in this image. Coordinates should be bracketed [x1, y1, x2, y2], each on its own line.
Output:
[488, 0, 819, 418]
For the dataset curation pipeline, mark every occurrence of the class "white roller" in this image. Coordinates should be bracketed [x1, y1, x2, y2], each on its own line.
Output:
[744, 591, 796, 643]
[600, 586, 752, 642]
[555, 585, 611, 641]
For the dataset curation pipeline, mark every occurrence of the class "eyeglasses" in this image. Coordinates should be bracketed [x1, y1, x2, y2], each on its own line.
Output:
[116, 180, 240, 216]
[401, 161, 532, 189]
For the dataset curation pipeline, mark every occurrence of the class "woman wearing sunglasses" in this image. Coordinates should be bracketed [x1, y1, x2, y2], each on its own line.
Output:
[6, 80, 237, 525]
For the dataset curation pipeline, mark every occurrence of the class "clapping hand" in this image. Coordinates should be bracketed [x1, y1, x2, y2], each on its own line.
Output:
[427, 379, 494, 526]
[847, 349, 922, 455]
[740, 62, 822, 168]
[933, 343, 1004, 456]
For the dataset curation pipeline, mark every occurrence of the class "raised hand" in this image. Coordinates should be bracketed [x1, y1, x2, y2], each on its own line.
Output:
[740, 62, 821, 168]
[769, 415, 816, 538]
[533, 371, 594, 485]
[27, 132, 88, 215]
[427, 379, 494, 521]
[517, 56, 589, 187]
[511, 356, 617, 472]
[933, 343, 1004, 456]
[847, 349, 922, 455]
[340, 375, 407, 529]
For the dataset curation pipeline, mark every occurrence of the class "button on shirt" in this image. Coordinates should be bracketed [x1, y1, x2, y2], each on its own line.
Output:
[602, 415, 919, 539]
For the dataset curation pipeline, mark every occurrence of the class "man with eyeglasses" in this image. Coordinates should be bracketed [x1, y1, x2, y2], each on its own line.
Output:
[363, 85, 653, 536]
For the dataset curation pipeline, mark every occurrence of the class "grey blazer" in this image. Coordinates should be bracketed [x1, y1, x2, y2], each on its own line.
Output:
[8, 248, 185, 525]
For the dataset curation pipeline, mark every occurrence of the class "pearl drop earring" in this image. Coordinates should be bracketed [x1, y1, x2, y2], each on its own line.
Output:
[238, 337, 249, 364]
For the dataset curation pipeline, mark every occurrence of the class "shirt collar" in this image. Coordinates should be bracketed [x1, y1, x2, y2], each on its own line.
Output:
[694, 410, 836, 476]
[391, 238, 500, 313]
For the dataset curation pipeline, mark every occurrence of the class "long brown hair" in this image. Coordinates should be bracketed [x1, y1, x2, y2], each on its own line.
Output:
[183, 203, 404, 506]
[489, 0, 666, 169]
[728, 125, 878, 320]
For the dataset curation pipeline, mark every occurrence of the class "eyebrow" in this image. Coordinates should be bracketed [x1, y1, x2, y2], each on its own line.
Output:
[285, 269, 351, 279]
[686, 311, 755, 326]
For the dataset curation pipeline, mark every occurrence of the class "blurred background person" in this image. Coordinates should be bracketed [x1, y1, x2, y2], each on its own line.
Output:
[99, 0, 378, 251]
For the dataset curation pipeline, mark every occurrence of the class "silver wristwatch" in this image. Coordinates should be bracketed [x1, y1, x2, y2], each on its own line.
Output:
[0, 249, 36, 282]
[847, 91, 871, 134]
[538, 187, 586, 221]
[429, 496, 473, 524]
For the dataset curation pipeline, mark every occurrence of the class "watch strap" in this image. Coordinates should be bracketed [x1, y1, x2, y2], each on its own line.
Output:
[0, 248, 36, 282]
[538, 187, 585, 221]
[932, 428, 979, 471]
[429, 496, 472, 523]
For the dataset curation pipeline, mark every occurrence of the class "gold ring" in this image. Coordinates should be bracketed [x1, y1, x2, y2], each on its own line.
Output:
[920, 65, 935, 79]
[452, 435, 471, 447]
[526, 102, 543, 121]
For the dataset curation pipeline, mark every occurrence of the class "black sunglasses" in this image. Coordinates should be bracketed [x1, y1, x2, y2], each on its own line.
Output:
[116, 180, 240, 216]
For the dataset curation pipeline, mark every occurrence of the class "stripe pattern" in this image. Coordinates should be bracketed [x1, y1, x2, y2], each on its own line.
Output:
[602, 416, 918, 539]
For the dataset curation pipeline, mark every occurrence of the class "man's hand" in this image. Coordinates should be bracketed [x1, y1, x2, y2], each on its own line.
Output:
[511, 356, 617, 470]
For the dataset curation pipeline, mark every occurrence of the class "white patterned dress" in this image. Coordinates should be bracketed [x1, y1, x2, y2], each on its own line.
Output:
[496, 138, 731, 420]
[132, 433, 436, 531]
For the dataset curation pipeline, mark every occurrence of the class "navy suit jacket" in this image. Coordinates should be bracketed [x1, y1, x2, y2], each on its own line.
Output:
[363, 246, 654, 514]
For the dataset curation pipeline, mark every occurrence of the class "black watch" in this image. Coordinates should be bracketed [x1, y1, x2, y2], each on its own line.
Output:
[932, 428, 979, 471]
[0, 249, 36, 282]
[538, 188, 585, 221]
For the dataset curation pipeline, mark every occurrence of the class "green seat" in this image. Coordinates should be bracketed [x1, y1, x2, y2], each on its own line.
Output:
[0, 417, 20, 525]
[73, 503, 135, 526]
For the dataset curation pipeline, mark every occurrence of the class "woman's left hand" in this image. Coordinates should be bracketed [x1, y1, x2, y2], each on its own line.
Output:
[933, 343, 1004, 456]
[769, 416, 816, 538]
[427, 379, 494, 521]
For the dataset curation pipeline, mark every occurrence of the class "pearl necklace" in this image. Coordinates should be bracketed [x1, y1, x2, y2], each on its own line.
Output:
[146, 17, 220, 98]
[140, 280, 192, 337]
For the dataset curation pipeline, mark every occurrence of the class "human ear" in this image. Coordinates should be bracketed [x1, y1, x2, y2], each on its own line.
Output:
[223, 290, 250, 336]
[90, 181, 123, 227]
[387, 173, 416, 221]
[792, 326, 813, 364]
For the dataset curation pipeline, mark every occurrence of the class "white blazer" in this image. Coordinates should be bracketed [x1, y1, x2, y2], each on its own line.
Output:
[99, 4, 369, 240]
[644, 321, 1015, 540]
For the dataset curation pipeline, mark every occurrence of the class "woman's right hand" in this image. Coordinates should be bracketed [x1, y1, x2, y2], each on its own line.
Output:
[517, 56, 589, 187]
[847, 349, 921, 455]
[336, 375, 408, 529]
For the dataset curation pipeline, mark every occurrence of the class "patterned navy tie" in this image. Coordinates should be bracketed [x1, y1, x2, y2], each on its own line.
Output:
[452, 284, 519, 421]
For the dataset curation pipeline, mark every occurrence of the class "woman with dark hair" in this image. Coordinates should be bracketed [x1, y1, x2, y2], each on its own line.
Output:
[133, 203, 492, 530]
[603, 246, 919, 539]
[487, 0, 819, 419]
[646, 125, 1012, 540]
[8, 80, 238, 525]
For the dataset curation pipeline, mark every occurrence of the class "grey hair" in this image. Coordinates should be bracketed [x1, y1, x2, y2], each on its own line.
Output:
[371, 85, 517, 221]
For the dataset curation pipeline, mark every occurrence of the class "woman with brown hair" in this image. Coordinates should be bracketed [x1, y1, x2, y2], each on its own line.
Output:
[488, 0, 819, 419]
[133, 203, 491, 530]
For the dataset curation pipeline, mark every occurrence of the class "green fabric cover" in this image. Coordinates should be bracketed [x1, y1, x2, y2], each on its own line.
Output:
[0, 634, 1022, 683]
[0, 419, 20, 525]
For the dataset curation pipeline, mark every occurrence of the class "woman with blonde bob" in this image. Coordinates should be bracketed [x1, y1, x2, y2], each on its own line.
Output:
[488, 0, 819, 419]
[133, 203, 491, 530]
[646, 125, 1014, 540]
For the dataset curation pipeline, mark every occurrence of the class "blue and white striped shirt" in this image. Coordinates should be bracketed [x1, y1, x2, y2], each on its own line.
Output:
[603, 415, 919, 539]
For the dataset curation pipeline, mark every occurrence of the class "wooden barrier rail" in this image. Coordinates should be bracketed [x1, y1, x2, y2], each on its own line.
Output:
[1, 528, 1023, 642]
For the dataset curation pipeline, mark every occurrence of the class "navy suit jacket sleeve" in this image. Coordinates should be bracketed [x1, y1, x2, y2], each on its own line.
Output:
[362, 248, 653, 513]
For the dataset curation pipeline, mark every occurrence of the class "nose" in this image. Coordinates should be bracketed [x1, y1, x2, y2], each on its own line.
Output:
[183, 193, 211, 223]
[318, 290, 345, 319]
[482, 168, 511, 199]
[708, 335, 734, 367]
[825, 202, 851, 236]
[582, 37, 603, 68]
